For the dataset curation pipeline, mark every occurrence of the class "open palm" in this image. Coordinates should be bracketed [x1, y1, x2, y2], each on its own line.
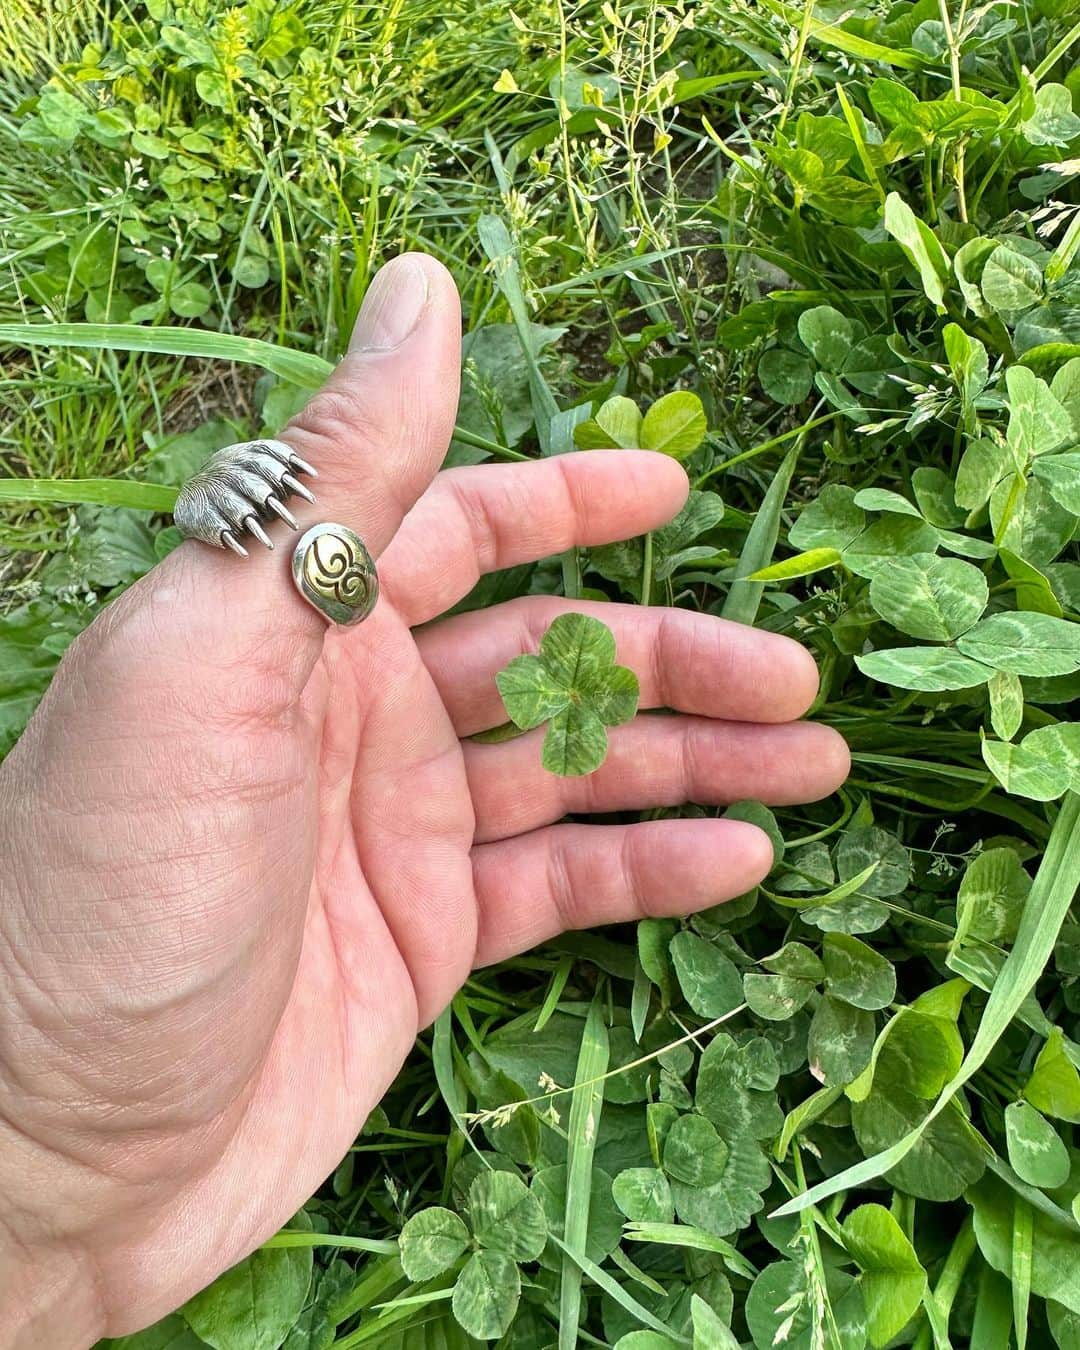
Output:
[0, 255, 849, 1343]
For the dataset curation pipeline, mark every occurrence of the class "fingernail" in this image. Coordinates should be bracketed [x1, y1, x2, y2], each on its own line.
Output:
[349, 256, 430, 352]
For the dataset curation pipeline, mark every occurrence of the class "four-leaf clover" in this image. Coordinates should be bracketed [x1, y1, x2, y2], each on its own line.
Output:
[496, 612, 640, 776]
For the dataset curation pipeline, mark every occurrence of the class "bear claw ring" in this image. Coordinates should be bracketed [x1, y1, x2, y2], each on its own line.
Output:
[173, 438, 318, 555]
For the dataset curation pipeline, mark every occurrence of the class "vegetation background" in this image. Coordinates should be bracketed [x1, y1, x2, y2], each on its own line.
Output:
[2, 0, 1080, 1345]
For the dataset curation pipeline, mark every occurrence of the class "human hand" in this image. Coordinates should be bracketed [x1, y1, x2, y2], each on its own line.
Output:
[0, 254, 849, 1346]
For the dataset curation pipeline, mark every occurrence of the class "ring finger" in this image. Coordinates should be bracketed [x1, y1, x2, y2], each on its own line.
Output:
[464, 715, 850, 842]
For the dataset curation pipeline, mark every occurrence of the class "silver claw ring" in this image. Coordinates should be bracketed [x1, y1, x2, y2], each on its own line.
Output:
[173, 438, 318, 554]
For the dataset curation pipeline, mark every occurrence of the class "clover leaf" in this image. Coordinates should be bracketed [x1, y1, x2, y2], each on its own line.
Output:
[398, 1171, 549, 1342]
[496, 612, 639, 776]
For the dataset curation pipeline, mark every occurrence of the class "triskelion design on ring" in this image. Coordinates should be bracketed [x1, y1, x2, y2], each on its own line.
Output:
[291, 523, 378, 626]
[173, 438, 318, 555]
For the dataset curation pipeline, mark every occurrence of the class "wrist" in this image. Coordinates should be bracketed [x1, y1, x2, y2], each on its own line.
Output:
[0, 1226, 105, 1350]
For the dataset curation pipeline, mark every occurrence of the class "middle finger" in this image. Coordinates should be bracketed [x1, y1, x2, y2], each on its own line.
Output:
[415, 595, 822, 735]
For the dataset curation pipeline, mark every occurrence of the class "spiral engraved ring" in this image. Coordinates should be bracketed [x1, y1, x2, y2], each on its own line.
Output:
[291, 523, 379, 626]
[173, 438, 317, 555]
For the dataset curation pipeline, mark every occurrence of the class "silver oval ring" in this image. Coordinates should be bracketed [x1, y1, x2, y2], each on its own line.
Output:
[173, 438, 317, 555]
[291, 523, 378, 627]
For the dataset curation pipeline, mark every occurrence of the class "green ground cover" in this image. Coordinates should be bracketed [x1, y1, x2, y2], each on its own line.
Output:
[2, 0, 1080, 1345]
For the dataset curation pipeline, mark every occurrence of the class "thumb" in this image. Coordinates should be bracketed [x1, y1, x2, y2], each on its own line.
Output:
[99, 252, 462, 712]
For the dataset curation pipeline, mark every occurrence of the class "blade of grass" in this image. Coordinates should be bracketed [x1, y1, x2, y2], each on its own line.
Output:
[0, 324, 519, 462]
[0, 478, 177, 511]
[533, 954, 574, 1033]
[476, 212, 559, 454]
[547, 1232, 690, 1346]
[1011, 1199, 1033, 1350]
[757, 0, 924, 69]
[720, 444, 799, 624]
[774, 791, 1080, 1217]
[262, 1232, 398, 1255]
[0, 322, 334, 388]
[559, 995, 609, 1350]
[624, 1223, 756, 1278]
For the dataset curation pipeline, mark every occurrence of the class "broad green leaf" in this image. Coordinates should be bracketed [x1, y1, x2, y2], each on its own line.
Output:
[691, 1294, 738, 1350]
[496, 613, 639, 775]
[763, 942, 826, 980]
[613, 1334, 680, 1350]
[868, 552, 988, 640]
[957, 612, 1080, 676]
[822, 933, 897, 1010]
[758, 348, 814, 404]
[847, 1008, 959, 1104]
[746, 1260, 866, 1350]
[912, 466, 965, 527]
[1005, 1101, 1071, 1188]
[532, 1165, 621, 1263]
[662, 1113, 729, 1187]
[835, 827, 911, 898]
[808, 994, 875, 1085]
[612, 1168, 674, 1224]
[469, 1171, 547, 1261]
[789, 485, 866, 551]
[999, 549, 1064, 617]
[640, 392, 708, 459]
[853, 487, 923, 518]
[955, 848, 1031, 946]
[452, 1251, 520, 1341]
[982, 724, 1080, 800]
[842, 1204, 927, 1347]
[982, 246, 1044, 314]
[856, 645, 992, 691]
[971, 1174, 1080, 1316]
[954, 236, 998, 316]
[106, 1316, 208, 1350]
[988, 669, 1025, 741]
[1005, 366, 1072, 458]
[399, 1207, 470, 1281]
[850, 1087, 986, 1201]
[799, 897, 891, 935]
[1022, 83, 1080, 146]
[1025, 1027, 1080, 1122]
[1052, 357, 1080, 433]
[696, 1034, 782, 1140]
[883, 192, 949, 309]
[0, 599, 90, 754]
[955, 437, 1014, 511]
[797, 305, 853, 371]
[573, 395, 643, 449]
[669, 932, 743, 1018]
[668, 1132, 773, 1239]
[723, 798, 784, 866]
[992, 474, 1076, 568]
[182, 1244, 312, 1350]
[842, 515, 940, 579]
[1033, 452, 1080, 515]
[944, 322, 990, 418]
[743, 971, 817, 1021]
